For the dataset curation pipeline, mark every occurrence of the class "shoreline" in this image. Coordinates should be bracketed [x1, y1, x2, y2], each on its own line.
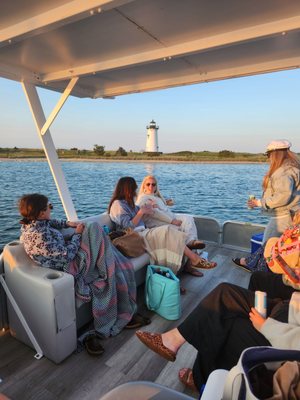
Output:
[0, 157, 266, 164]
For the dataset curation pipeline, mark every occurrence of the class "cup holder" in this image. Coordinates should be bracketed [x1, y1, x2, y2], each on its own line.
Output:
[8, 241, 20, 246]
[45, 272, 62, 280]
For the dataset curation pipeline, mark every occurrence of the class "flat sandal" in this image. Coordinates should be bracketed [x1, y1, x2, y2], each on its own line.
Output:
[191, 258, 217, 270]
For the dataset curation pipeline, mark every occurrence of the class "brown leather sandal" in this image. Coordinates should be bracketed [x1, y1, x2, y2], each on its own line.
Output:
[135, 331, 176, 362]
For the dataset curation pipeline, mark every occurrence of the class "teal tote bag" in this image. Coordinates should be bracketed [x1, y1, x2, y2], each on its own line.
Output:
[145, 265, 181, 320]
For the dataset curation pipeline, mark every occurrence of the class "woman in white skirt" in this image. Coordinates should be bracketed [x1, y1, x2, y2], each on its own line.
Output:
[136, 175, 204, 250]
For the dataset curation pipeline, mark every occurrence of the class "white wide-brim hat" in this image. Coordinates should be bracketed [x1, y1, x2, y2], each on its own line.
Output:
[266, 139, 291, 152]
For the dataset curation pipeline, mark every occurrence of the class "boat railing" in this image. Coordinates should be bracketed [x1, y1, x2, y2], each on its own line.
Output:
[193, 215, 265, 252]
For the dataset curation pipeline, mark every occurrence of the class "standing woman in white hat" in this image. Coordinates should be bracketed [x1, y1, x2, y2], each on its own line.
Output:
[233, 140, 300, 270]
[248, 139, 300, 242]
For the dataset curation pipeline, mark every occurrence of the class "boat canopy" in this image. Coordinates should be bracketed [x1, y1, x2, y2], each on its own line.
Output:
[1, 0, 300, 99]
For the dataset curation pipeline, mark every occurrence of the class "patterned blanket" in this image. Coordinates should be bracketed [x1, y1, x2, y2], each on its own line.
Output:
[67, 222, 137, 338]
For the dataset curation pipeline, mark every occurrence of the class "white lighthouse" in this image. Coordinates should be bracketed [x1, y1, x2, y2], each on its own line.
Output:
[145, 120, 159, 153]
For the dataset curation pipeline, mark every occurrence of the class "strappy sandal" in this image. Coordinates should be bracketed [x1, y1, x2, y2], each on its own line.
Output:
[125, 313, 152, 329]
[178, 368, 198, 392]
[232, 258, 251, 272]
[191, 257, 217, 270]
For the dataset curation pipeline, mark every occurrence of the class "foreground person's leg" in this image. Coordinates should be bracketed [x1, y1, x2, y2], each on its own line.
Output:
[135, 327, 185, 362]
[177, 283, 256, 389]
[248, 271, 296, 300]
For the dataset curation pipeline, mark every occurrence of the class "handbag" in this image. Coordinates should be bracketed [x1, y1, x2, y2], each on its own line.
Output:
[111, 230, 145, 258]
[222, 346, 300, 400]
[145, 265, 181, 320]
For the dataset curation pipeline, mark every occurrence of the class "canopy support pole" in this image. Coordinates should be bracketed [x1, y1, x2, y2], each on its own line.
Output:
[22, 81, 78, 221]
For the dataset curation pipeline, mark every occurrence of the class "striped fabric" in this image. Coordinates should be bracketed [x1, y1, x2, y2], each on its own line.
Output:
[67, 222, 137, 338]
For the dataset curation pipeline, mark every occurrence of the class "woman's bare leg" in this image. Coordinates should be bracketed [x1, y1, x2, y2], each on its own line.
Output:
[161, 328, 186, 354]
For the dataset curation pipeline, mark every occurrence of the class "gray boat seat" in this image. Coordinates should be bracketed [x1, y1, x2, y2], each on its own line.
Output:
[98, 381, 195, 399]
[98, 369, 229, 400]
[2, 213, 150, 363]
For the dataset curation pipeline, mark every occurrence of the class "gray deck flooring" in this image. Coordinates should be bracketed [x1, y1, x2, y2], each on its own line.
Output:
[0, 244, 251, 400]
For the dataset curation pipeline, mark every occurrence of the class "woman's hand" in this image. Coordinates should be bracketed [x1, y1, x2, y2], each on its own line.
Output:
[247, 198, 261, 208]
[75, 223, 85, 234]
[171, 219, 182, 226]
[140, 204, 154, 215]
[67, 221, 79, 228]
[249, 307, 266, 331]
[166, 199, 174, 206]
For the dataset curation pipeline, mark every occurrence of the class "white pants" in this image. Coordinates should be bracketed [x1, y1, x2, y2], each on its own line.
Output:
[175, 213, 198, 243]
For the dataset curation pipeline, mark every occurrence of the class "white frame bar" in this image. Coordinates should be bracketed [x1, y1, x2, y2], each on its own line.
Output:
[0, 253, 43, 360]
[22, 81, 78, 221]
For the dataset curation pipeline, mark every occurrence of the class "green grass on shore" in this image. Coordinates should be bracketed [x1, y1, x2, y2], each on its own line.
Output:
[0, 147, 270, 162]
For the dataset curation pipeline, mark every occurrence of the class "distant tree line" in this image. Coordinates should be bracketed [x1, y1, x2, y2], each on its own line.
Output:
[93, 144, 127, 157]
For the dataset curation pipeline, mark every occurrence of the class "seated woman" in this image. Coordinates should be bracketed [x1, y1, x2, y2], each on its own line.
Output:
[108, 177, 217, 276]
[136, 175, 204, 249]
[136, 280, 300, 394]
[18, 193, 150, 356]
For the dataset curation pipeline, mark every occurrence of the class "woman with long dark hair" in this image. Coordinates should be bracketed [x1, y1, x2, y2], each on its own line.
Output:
[108, 177, 217, 276]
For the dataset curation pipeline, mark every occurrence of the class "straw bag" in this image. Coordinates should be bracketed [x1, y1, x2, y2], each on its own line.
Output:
[145, 265, 181, 320]
[111, 230, 145, 258]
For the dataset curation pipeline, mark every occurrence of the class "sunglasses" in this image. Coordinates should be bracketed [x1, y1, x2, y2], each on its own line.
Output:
[146, 183, 156, 187]
[43, 203, 53, 211]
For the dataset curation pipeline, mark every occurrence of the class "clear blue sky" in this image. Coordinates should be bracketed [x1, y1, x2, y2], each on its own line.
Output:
[1, 69, 300, 153]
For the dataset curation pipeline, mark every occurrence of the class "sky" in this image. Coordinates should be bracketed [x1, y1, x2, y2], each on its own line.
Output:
[1, 68, 300, 154]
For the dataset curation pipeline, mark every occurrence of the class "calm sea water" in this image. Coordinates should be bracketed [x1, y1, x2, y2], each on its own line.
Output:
[0, 160, 269, 250]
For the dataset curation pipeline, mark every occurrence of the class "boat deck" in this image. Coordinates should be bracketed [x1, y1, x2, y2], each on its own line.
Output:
[0, 243, 251, 400]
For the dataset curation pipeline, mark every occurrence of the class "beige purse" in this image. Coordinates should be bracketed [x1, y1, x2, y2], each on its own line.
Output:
[111, 230, 145, 258]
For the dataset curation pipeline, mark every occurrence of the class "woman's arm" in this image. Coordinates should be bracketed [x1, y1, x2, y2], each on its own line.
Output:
[49, 219, 69, 229]
[254, 292, 300, 350]
[110, 200, 150, 229]
[23, 226, 81, 266]
[260, 317, 300, 350]
[261, 173, 295, 210]
[137, 195, 174, 224]
[40, 229, 81, 262]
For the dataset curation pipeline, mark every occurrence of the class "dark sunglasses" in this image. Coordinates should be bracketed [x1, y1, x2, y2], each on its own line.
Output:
[263, 152, 271, 158]
[43, 203, 53, 211]
[146, 183, 156, 187]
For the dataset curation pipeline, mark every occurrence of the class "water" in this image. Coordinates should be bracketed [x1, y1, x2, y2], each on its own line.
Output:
[0, 160, 269, 250]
